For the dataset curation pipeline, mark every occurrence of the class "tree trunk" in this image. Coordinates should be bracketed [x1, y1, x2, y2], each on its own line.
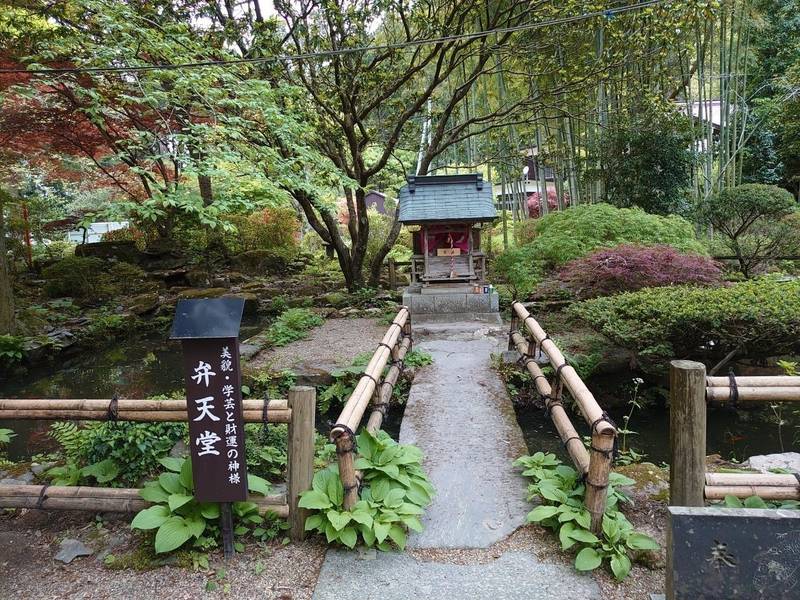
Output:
[0, 191, 16, 335]
[198, 174, 213, 206]
[368, 205, 403, 288]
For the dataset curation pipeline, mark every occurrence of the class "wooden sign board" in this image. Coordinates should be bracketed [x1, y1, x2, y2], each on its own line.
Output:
[437, 248, 461, 256]
[171, 298, 248, 503]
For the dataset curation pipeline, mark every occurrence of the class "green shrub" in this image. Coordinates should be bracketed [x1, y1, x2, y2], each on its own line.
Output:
[42, 256, 149, 301]
[569, 277, 800, 371]
[697, 184, 799, 277]
[492, 204, 706, 299]
[132, 457, 272, 554]
[0, 334, 24, 366]
[299, 430, 434, 550]
[265, 308, 324, 347]
[48, 420, 186, 487]
[515, 452, 658, 580]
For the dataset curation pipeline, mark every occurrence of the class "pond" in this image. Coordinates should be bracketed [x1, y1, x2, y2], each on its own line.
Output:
[514, 378, 798, 465]
[0, 314, 404, 461]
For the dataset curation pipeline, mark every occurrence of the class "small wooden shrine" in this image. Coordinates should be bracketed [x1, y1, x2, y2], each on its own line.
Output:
[398, 173, 496, 288]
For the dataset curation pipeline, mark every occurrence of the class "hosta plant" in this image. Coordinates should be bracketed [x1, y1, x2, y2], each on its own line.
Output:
[299, 430, 434, 550]
[131, 457, 272, 554]
[0, 428, 15, 446]
[514, 452, 659, 580]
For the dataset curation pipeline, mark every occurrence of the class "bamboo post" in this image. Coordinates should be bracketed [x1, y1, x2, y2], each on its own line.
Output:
[585, 430, 615, 533]
[287, 386, 315, 540]
[670, 360, 707, 507]
[508, 312, 519, 351]
[388, 258, 397, 289]
[336, 432, 359, 510]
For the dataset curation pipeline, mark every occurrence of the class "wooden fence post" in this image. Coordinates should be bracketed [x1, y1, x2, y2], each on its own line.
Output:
[388, 258, 397, 289]
[287, 386, 316, 540]
[585, 430, 615, 533]
[669, 360, 707, 507]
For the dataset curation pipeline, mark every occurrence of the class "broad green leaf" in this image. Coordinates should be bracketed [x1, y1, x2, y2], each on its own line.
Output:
[199, 503, 220, 520]
[574, 547, 603, 571]
[402, 515, 423, 532]
[80, 459, 119, 483]
[374, 521, 390, 544]
[559, 522, 578, 550]
[159, 472, 185, 495]
[350, 510, 373, 527]
[610, 553, 632, 581]
[185, 515, 207, 539]
[383, 488, 405, 509]
[723, 495, 744, 508]
[168, 493, 194, 512]
[388, 524, 407, 550]
[158, 457, 184, 473]
[305, 514, 324, 531]
[338, 526, 358, 548]
[527, 505, 559, 523]
[154, 517, 193, 553]
[298, 490, 332, 510]
[743, 495, 768, 509]
[626, 533, 660, 551]
[179, 459, 193, 490]
[131, 504, 171, 530]
[139, 483, 169, 503]
[327, 510, 352, 531]
[247, 474, 271, 496]
[370, 477, 392, 503]
[568, 528, 599, 544]
[326, 472, 343, 507]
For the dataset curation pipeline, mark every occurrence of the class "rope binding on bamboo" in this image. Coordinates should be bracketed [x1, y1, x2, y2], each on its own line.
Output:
[563, 435, 582, 450]
[728, 367, 739, 410]
[590, 410, 619, 461]
[107, 394, 119, 422]
[334, 425, 357, 456]
[261, 390, 270, 434]
[36, 483, 50, 509]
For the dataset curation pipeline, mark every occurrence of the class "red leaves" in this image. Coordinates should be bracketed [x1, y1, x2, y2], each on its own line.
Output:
[557, 244, 723, 299]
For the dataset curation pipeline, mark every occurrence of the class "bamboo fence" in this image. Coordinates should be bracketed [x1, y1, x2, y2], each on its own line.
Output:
[670, 362, 800, 505]
[0, 387, 317, 539]
[330, 307, 412, 510]
[510, 301, 617, 533]
[0, 398, 291, 423]
[0, 484, 289, 517]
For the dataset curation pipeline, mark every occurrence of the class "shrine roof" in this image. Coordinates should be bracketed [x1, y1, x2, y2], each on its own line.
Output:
[398, 173, 497, 224]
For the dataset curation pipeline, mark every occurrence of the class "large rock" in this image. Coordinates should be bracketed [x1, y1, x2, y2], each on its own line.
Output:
[55, 538, 93, 564]
[127, 292, 160, 316]
[232, 249, 295, 275]
[746, 452, 800, 474]
[75, 241, 141, 264]
[176, 287, 229, 300]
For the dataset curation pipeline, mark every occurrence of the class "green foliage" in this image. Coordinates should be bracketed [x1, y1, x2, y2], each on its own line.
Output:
[493, 204, 705, 299]
[697, 184, 799, 277]
[132, 457, 272, 554]
[47, 458, 119, 486]
[595, 99, 695, 215]
[569, 278, 800, 371]
[514, 452, 658, 580]
[265, 308, 324, 347]
[0, 334, 24, 366]
[0, 428, 15, 446]
[48, 420, 186, 486]
[722, 494, 800, 510]
[299, 430, 434, 550]
[41, 256, 150, 302]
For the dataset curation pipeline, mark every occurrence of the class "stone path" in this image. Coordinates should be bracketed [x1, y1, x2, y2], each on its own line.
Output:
[312, 320, 602, 599]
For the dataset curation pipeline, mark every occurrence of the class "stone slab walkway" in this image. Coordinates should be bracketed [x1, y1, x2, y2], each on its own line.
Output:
[312, 320, 603, 599]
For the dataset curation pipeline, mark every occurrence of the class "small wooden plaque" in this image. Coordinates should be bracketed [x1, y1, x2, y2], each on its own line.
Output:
[437, 248, 461, 257]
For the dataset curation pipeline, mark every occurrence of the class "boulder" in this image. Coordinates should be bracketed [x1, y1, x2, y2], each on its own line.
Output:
[127, 292, 160, 316]
[228, 292, 259, 317]
[185, 268, 211, 287]
[75, 241, 141, 264]
[177, 287, 229, 300]
[745, 452, 800, 474]
[323, 292, 350, 308]
[55, 538, 93, 564]
[232, 249, 295, 275]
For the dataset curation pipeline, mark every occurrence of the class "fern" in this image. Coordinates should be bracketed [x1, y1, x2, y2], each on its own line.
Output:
[49, 422, 93, 463]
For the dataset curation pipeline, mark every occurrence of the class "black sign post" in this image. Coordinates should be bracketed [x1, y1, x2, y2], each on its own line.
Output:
[171, 298, 248, 559]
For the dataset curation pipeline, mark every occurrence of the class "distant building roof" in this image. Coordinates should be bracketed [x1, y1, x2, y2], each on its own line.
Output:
[398, 174, 497, 224]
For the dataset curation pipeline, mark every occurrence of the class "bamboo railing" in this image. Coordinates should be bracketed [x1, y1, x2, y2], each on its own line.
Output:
[0, 484, 289, 517]
[330, 307, 412, 510]
[0, 387, 316, 539]
[510, 301, 617, 533]
[0, 398, 291, 423]
[670, 361, 800, 506]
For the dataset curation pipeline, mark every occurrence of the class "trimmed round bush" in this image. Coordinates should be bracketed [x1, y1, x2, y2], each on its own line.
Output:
[557, 244, 723, 299]
[568, 277, 800, 372]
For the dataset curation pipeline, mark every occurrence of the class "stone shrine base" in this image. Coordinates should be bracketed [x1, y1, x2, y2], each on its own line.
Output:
[402, 284, 500, 323]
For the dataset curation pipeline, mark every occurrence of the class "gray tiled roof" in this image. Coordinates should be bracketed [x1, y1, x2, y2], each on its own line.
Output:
[398, 174, 497, 223]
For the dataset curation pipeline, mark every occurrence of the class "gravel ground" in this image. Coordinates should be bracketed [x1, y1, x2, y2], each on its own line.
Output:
[0, 509, 326, 600]
[248, 317, 389, 372]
